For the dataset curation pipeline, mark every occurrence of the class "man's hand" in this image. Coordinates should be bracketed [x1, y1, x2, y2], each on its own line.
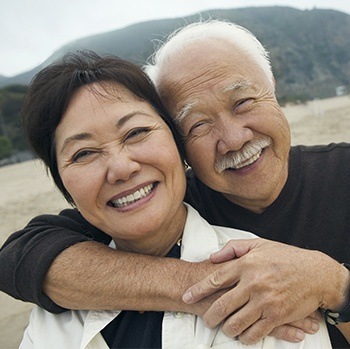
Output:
[182, 238, 348, 344]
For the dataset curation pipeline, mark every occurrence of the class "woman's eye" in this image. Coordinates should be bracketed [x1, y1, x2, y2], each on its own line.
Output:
[72, 150, 94, 162]
[125, 127, 150, 140]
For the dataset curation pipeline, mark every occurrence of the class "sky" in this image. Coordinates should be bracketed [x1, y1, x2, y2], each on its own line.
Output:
[1, 0, 349, 77]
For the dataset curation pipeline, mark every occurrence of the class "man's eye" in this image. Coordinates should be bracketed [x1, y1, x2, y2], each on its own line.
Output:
[234, 99, 253, 112]
[188, 121, 207, 134]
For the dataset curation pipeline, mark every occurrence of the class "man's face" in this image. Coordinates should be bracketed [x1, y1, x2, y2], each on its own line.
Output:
[158, 39, 291, 212]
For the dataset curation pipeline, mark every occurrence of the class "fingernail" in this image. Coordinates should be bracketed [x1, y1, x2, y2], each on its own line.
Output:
[295, 330, 305, 341]
[182, 291, 193, 303]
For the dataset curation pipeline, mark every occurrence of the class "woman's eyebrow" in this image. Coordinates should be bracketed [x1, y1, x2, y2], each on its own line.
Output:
[60, 111, 155, 154]
[116, 111, 153, 128]
[59, 133, 92, 155]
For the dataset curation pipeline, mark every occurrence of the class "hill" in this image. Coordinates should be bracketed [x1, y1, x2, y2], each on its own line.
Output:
[1, 6, 350, 164]
[1, 6, 350, 101]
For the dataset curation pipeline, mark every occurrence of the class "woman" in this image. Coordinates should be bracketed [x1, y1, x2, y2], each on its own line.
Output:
[19, 51, 331, 348]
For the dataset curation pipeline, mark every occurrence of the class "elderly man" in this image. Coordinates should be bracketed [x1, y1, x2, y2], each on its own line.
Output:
[1, 20, 349, 347]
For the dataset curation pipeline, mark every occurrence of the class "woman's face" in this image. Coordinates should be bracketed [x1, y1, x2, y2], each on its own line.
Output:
[55, 83, 187, 255]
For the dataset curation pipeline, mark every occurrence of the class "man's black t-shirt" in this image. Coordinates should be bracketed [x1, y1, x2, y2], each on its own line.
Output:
[185, 144, 350, 261]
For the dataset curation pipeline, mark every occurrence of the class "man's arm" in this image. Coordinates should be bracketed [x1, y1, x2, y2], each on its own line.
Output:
[43, 240, 218, 314]
[0, 208, 111, 312]
[0, 208, 215, 314]
[0, 208, 220, 314]
[1, 212, 323, 343]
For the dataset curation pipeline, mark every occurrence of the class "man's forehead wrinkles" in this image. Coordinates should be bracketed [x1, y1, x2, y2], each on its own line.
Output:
[178, 63, 228, 90]
[172, 66, 241, 125]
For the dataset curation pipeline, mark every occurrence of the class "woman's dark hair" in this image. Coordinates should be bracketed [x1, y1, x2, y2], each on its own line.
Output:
[21, 50, 185, 204]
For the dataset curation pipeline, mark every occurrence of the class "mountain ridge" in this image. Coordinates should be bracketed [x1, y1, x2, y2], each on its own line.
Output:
[1, 6, 349, 101]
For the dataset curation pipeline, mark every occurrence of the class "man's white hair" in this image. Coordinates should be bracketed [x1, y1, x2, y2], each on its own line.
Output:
[144, 20, 274, 88]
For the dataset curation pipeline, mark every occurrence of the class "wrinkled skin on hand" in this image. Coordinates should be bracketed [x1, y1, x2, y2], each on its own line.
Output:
[182, 238, 346, 345]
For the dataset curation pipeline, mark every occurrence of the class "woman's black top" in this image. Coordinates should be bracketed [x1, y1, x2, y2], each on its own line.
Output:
[101, 243, 181, 348]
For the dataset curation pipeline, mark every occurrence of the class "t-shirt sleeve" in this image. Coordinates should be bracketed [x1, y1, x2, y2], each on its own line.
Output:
[0, 209, 111, 313]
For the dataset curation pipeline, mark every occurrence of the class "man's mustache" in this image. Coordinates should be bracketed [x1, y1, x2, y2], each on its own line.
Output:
[215, 137, 272, 172]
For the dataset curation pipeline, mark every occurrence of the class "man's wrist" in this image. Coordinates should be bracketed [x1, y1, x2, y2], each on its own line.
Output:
[322, 263, 350, 325]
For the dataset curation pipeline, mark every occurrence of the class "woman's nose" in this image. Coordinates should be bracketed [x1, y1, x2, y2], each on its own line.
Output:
[216, 118, 253, 155]
[106, 150, 141, 184]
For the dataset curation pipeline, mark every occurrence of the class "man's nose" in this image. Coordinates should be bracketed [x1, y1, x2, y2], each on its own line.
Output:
[106, 149, 141, 184]
[216, 117, 253, 155]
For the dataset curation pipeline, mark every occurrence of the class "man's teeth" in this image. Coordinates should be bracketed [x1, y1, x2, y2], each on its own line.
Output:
[111, 184, 154, 208]
[232, 152, 261, 169]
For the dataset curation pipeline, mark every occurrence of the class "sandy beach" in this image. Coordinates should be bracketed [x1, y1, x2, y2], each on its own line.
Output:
[0, 95, 349, 348]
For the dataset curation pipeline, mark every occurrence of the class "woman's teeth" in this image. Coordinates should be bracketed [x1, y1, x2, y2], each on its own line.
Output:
[111, 184, 154, 208]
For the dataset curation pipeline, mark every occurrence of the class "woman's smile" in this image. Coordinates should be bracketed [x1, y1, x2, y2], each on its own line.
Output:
[108, 182, 158, 210]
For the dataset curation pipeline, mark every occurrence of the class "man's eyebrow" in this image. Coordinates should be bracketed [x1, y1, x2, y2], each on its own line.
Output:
[223, 81, 252, 93]
[173, 81, 252, 125]
[173, 102, 197, 125]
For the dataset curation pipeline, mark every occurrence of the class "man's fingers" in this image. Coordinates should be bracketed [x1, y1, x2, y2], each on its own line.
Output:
[202, 287, 246, 328]
[210, 239, 260, 263]
[182, 275, 222, 304]
[183, 263, 240, 304]
[287, 317, 320, 334]
[308, 310, 323, 322]
[269, 325, 306, 342]
[220, 304, 267, 343]
[210, 308, 320, 345]
[262, 316, 320, 343]
[221, 311, 321, 344]
[210, 247, 237, 263]
[237, 318, 281, 345]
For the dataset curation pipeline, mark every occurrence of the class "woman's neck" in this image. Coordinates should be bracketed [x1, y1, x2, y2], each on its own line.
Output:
[113, 204, 187, 257]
